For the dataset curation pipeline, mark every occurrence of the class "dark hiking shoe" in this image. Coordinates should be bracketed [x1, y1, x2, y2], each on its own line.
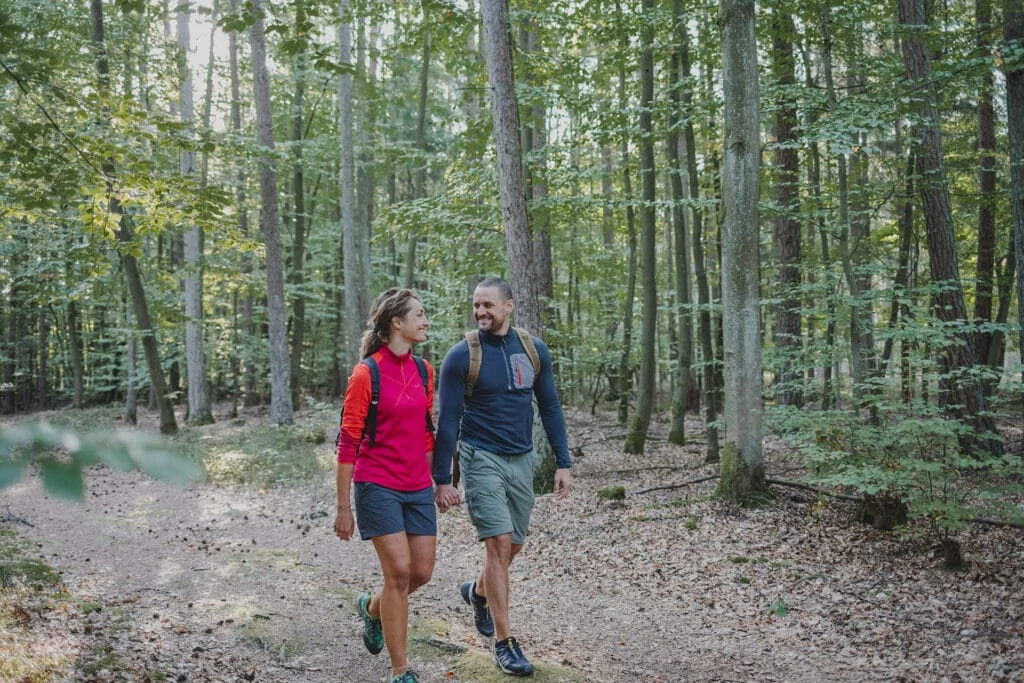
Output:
[460, 580, 494, 637]
[356, 592, 384, 655]
[391, 671, 419, 683]
[494, 636, 534, 677]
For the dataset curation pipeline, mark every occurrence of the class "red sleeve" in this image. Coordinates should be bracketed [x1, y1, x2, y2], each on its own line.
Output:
[337, 362, 371, 463]
[424, 360, 436, 455]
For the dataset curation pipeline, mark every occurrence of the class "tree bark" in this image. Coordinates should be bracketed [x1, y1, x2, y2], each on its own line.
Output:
[1003, 1, 1024, 373]
[340, 1, 361, 368]
[91, 0, 177, 434]
[623, 0, 657, 455]
[771, 9, 802, 408]
[715, 0, 767, 503]
[480, 0, 539, 332]
[250, 0, 294, 425]
[898, 0, 998, 453]
[178, 2, 213, 425]
[974, 0, 997, 370]
[289, 0, 308, 407]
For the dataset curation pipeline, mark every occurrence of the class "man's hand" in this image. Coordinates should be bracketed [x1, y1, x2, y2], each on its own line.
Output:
[553, 468, 573, 500]
[334, 508, 355, 541]
[434, 483, 462, 512]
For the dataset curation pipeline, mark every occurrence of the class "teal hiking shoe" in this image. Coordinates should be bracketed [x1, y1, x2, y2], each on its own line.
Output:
[391, 671, 419, 683]
[460, 580, 494, 637]
[356, 592, 384, 655]
[494, 636, 534, 677]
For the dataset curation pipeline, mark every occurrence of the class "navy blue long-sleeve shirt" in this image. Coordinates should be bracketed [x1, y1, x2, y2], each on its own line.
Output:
[432, 328, 571, 485]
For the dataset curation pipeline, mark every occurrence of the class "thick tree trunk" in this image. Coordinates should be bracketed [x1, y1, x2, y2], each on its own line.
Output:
[250, 0, 294, 425]
[178, 3, 213, 425]
[405, 6, 431, 290]
[91, 0, 177, 434]
[771, 10, 802, 408]
[623, 0, 657, 455]
[715, 0, 767, 503]
[899, 0, 998, 453]
[480, 0, 539, 332]
[974, 0, 997, 370]
[1004, 2, 1024, 374]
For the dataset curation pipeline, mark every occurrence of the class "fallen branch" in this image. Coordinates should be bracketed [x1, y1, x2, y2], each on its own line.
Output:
[630, 475, 718, 495]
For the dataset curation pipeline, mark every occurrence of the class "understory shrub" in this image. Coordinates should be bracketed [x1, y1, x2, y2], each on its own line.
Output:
[769, 402, 1023, 568]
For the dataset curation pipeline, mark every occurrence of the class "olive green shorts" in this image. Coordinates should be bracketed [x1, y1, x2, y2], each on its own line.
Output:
[459, 442, 536, 544]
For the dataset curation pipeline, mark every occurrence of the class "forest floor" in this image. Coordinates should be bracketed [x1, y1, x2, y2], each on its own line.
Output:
[1, 404, 1022, 683]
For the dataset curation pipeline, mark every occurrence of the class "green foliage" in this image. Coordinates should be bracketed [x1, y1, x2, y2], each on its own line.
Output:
[597, 485, 626, 500]
[770, 403, 1024, 541]
[0, 421, 204, 500]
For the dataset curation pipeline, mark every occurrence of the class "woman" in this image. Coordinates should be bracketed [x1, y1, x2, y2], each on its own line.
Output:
[334, 288, 457, 683]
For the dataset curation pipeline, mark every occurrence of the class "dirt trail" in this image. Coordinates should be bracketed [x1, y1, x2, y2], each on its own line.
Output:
[3, 411, 1023, 683]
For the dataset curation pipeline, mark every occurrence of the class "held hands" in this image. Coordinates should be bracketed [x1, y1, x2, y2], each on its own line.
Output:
[334, 508, 355, 541]
[553, 468, 573, 500]
[434, 483, 461, 513]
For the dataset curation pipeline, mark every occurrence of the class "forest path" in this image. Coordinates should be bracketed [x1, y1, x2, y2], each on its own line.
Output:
[2, 409, 1023, 682]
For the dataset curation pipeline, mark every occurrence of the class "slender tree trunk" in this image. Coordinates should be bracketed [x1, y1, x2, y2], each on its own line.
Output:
[480, 0, 539, 331]
[623, 0, 657, 455]
[899, 0, 998, 453]
[91, 0, 177, 434]
[614, 0, 637, 426]
[250, 0, 294, 425]
[339, 1, 361, 367]
[179, 3, 213, 425]
[771, 10, 802, 408]
[289, 0, 308, 408]
[667, 0, 693, 445]
[405, 5, 431, 290]
[125, 338, 137, 425]
[67, 299, 85, 408]
[36, 310, 48, 410]
[715, 0, 767, 503]
[678, 17, 719, 460]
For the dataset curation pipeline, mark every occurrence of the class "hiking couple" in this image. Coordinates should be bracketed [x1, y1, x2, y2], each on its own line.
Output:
[333, 278, 574, 682]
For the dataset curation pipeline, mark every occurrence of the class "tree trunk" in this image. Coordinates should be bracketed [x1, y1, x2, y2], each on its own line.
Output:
[228, 0, 257, 408]
[250, 0, 294, 425]
[771, 10, 802, 408]
[679, 15, 719, 460]
[614, 0, 637, 426]
[974, 0, 997, 370]
[67, 299, 85, 408]
[1003, 1, 1024, 374]
[36, 310, 48, 410]
[667, 0, 693, 445]
[480, 0, 539, 332]
[178, 3, 213, 425]
[290, 0, 308, 407]
[340, 1, 361, 367]
[125, 338, 137, 425]
[91, 0, 177, 434]
[404, 6, 431, 290]
[898, 0, 998, 453]
[623, 0, 657, 455]
[715, 0, 767, 503]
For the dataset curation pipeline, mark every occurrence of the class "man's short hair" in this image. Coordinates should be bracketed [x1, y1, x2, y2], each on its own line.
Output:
[476, 277, 513, 301]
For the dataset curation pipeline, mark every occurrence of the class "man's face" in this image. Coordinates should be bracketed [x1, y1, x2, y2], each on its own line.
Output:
[473, 285, 513, 334]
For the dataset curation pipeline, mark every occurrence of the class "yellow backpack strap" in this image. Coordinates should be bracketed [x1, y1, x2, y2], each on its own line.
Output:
[464, 330, 482, 399]
[513, 327, 541, 375]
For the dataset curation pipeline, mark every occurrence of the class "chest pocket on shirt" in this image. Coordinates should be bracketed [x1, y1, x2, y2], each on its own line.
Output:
[510, 353, 536, 390]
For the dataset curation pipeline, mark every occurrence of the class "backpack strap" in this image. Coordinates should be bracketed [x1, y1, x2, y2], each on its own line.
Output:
[512, 327, 541, 375]
[361, 356, 381, 446]
[464, 330, 482, 400]
[463, 328, 541, 400]
[412, 355, 436, 434]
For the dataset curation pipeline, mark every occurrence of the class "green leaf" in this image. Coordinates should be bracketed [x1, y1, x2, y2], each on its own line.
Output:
[0, 458, 25, 489]
[38, 458, 85, 500]
[129, 441, 204, 487]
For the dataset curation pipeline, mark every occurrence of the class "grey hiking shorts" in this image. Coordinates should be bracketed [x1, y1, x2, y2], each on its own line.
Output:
[459, 442, 536, 544]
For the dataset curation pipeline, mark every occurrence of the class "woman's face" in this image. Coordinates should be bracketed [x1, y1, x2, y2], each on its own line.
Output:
[393, 299, 429, 345]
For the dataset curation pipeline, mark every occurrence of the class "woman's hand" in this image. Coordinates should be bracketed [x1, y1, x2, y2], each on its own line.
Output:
[334, 507, 355, 541]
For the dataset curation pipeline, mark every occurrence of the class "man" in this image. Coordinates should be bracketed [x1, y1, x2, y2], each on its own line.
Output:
[432, 277, 573, 677]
